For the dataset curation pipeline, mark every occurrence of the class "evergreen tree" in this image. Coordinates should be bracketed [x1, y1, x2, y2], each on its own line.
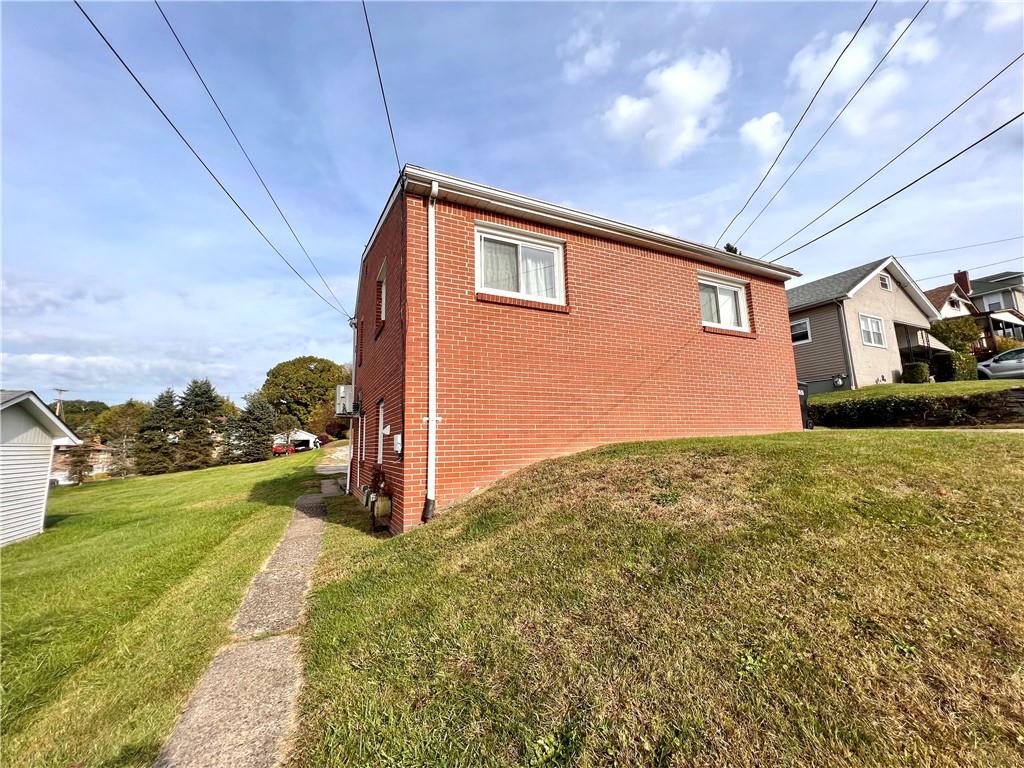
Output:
[66, 429, 95, 485]
[134, 389, 178, 475]
[175, 379, 224, 471]
[223, 393, 278, 464]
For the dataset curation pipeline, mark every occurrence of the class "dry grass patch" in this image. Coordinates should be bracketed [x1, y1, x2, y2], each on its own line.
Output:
[295, 431, 1024, 768]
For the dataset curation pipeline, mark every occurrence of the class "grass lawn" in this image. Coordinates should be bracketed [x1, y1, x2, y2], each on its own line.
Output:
[0, 450, 322, 768]
[294, 431, 1024, 768]
[808, 380, 1020, 404]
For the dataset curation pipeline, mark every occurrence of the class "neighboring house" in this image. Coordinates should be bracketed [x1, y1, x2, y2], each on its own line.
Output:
[787, 257, 945, 394]
[966, 268, 1024, 313]
[50, 436, 114, 485]
[950, 269, 1024, 355]
[924, 282, 978, 319]
[1, 390, 81, 546]
[349, 166, 804, 534]
[272, 429, 320, 451]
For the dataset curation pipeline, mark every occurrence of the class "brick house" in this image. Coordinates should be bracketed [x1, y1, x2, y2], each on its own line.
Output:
[349, 166, 804, 534]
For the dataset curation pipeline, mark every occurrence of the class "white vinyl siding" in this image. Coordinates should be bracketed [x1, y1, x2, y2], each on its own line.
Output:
[791, 318, 811, 345]
[0, 443, 53, 546]
[859, 314, 887, 347]
[698, 275, 749, 331]
[475, 226, 566, 305]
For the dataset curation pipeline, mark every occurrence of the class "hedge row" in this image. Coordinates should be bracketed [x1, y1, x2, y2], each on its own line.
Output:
[932, 351, 978, 382]
[809, 388, 1024, 428]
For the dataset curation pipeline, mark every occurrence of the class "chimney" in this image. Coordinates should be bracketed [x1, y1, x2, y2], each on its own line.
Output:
[953, 270, 971, 295]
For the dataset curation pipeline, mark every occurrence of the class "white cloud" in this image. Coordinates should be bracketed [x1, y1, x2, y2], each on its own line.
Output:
[604, 49, 732, 165]
[985, 2, 1024, 30]
[840, 68, 910, 137]
[943, 1, 967, 21]
[559, 27, 619, 83]
[631, 49, 670, 71]
[740, 112, 786, 156]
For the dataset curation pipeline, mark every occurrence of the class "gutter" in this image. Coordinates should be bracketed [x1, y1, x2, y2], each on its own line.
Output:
[398, 166, 800, 282]
[422, 180, 439, 522]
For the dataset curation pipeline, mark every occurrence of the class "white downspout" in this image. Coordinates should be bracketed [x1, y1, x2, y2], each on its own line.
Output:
[346, 317, 357, 494]
[423, 180, 439, 522]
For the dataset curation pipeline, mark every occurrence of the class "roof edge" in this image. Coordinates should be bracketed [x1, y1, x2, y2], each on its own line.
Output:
[1, 391, 82, 444]
[397, 165, 801, 282]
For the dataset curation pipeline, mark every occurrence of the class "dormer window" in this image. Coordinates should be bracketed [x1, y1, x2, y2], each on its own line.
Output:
[879, 274, 892, 291]
[949, 298, 960, 310]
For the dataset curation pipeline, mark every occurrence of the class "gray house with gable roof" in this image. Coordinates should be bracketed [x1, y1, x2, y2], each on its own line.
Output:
[787, 257, 947, 394]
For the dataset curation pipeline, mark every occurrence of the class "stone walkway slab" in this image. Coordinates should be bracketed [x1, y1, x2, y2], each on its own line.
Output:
[154, 636, 300, 768]
[156, 477, 340, 767]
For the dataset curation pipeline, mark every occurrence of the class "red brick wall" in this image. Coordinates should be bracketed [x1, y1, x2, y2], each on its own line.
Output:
[359, 193, 802, 533]
[349, 195, 408, 530]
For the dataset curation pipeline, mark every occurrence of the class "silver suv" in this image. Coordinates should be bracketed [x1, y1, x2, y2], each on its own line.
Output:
[977, 347, 1024, 379]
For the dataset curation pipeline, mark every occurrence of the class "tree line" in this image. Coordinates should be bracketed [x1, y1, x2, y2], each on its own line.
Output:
[56, 356, 351, 480]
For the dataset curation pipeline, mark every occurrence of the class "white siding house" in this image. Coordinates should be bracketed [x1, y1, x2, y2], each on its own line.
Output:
[1, 390, 80, 546]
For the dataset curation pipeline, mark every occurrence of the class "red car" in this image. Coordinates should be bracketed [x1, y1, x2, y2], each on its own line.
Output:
[272, 443, 295, 456]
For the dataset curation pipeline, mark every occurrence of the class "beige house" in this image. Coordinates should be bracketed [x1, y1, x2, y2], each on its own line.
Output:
[787, 257, 946, 394]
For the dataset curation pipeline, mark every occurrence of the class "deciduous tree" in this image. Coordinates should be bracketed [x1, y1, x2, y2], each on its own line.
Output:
[94, 400, 151, 478]
[261, 357, 350, 428]
[930, 317, 981, 353]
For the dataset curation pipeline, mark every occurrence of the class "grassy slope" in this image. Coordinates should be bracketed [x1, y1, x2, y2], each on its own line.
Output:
[295, 432, 1024, 768]
[1, 450, 321, 768]
[808, 380, 1020, 404]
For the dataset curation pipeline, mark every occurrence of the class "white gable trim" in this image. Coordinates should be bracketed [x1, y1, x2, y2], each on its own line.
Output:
[846, 257, 940, 320]
[1, 391, 81, 444]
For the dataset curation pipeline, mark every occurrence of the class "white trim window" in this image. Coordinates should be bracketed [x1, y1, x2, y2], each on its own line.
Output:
[698, 274, 749, 331]
[878, 273, 893, 291]
[859, 314, 887, 347]
[475, 225, 566, 305]
[376, 400, 385, 464]
[791, 318, 811, 345]
[377, 263, 387, 323]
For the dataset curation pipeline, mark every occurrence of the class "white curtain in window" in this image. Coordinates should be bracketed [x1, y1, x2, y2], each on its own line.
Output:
[482, 238, 518, 292]
[719, 286, 740, 326]
[520, 245, 555, 298]
[699, 283, 719, 324]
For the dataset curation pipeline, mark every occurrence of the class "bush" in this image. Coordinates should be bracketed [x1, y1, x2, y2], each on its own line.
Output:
[901, 362, 930, 383]
[930, 317, 981, 352]
[994, 337, 1024, 354]
[933, 352, 978, 382]
[808, 389, 1021, 428]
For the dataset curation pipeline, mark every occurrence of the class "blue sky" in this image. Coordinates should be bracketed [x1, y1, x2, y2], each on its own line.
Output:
[3, 0, 1022, 405]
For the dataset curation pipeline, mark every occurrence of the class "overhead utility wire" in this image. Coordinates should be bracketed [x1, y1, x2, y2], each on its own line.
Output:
[362, 0, 401, 174]
[915, 256, 1023, 282]
[74, 1, 347, 317]
[896, 235, 1024, 259]
[763, 52, 1024, 259]
[733, 0, 929, 247]
[153, 1, 350, 318]
[714, 0, 878, 247]
[770, 111, 1024, 262]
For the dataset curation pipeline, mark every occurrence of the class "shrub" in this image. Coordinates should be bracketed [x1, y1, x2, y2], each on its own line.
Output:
[930, 317, 981, 352]
[901, 362, 930, 383]
[808, 389, 1021, 428]
[933, 352, 978, 382]
[994, 337, 1024, 354]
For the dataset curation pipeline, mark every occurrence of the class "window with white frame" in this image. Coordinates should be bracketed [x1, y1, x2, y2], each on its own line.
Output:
[698, 275, 749, 331]
[790, 318, 811, 345]
[376, 400, 385, 464]
[376, 263, 387, 324]
[475, 226, 565, 305]
[859, 314, 886, 347]
[879, 273, 893, 291]
[985, 295, 1003, 311]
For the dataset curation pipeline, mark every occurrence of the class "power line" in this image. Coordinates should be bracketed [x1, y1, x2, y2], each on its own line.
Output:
[896, 235, 1024, 259]
[763, 52, 1024, 259]
[770, 111, 1024, 262]
[733, 0, 929, 247]
[73, 1, 348, 318]
[915, 256, 1023, 282]
[154, 0, 350, 318]
[714, 0, 878, 247]
[362, 0, 401, 174]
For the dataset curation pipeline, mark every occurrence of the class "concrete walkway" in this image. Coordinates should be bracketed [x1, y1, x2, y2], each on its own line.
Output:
[155, 467, 344, 768]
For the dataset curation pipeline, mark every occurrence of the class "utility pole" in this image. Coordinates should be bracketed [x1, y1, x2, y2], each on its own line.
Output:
[53, 388, 69, 417]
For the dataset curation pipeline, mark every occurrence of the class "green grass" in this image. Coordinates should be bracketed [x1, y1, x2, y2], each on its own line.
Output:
[0, 450, 322, 768]
[294, 431, 1024, 768]
[808, 380, 1020, 404]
